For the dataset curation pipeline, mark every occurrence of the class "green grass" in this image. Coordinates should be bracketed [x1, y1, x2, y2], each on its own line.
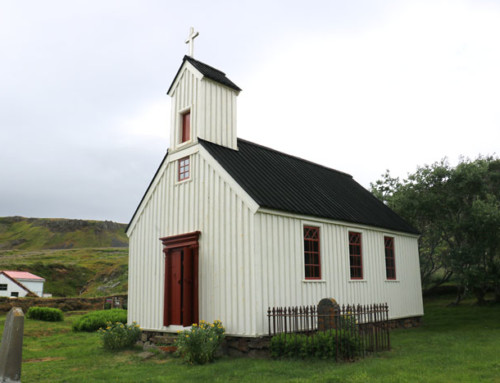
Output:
[1, 296, 498, 382]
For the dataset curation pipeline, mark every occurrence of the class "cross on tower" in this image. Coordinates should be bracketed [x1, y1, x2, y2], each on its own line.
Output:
[185, 27, 199, 57]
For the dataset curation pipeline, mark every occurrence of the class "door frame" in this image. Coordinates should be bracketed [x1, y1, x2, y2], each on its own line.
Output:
[160, 231, 200, 327]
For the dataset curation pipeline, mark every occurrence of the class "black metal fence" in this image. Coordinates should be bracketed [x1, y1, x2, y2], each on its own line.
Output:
[267, 303, 390, 360]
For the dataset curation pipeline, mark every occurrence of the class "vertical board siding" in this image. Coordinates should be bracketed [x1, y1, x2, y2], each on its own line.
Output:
[128, 151, 255, 335]
[253, 212, 424, 336]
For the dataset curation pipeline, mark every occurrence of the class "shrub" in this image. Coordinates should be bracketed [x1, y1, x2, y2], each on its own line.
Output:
[270, 330, 361, 360]
[174, 320, 225, 365]
[26, 307, 64, 322]
[72, 309, 127, 332]
[98, 321, 141, 350]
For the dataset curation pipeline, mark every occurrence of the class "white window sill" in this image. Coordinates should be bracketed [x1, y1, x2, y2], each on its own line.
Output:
[385, 280, 400, 283]
[348, 279, 367, 283]
[175, 178, 192, 186]
[302, 279, 326, 283]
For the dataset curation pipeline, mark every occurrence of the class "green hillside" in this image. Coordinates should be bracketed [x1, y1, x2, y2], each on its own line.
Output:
[0, 216, 128, 250]
[0, 217, 129, 297]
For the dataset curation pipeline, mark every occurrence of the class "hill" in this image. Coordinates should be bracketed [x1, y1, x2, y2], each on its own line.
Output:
[0, 217, 129, 297]
[0, 216, 128, 250]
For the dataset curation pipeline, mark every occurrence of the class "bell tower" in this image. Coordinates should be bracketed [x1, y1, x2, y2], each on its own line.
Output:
[166, 28, 241, 152]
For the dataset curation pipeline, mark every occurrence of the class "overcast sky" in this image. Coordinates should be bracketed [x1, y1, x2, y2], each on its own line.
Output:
[1, 0, 499, 223]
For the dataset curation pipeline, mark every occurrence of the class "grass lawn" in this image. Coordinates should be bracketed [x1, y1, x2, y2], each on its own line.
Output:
[1, 296, 499, 382]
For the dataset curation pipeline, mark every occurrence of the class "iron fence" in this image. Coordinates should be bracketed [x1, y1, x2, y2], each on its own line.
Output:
[267, 303, 390, 360]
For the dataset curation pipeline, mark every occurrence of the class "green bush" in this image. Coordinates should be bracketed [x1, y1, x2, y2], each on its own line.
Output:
[174, 320, 225, 365]
[270, 330, 361, 360]
[72, 309, 127, 332]
[98, 321, 141, 350]
[26, 307, 64, 322]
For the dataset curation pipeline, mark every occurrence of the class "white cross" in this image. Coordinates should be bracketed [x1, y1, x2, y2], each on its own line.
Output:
[185, 27, 199, 57]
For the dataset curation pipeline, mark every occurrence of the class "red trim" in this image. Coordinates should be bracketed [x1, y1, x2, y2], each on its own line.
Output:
[161, 232, 200, 327]
[384, 236, 396, 280]
[304, 226, 321, 280]
[349, 232, 363, 280]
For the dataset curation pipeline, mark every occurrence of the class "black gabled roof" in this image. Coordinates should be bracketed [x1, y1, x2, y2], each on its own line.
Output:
[199, 138, 419, 235]
[167, 55, 241, 94]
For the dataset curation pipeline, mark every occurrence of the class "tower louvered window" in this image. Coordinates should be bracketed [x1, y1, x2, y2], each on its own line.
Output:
[181, 111, 190, 143]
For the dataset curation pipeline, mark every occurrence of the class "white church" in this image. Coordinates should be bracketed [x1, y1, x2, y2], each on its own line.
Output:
[126, 30, 424, 337]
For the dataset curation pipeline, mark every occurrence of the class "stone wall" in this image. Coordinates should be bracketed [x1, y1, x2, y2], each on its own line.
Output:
[138, 330, 271, 358]
[388, 316, 422, 329]
[0, 294, 127, 314]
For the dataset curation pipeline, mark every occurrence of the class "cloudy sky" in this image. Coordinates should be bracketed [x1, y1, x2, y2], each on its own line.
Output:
[1, 0, 499, 223]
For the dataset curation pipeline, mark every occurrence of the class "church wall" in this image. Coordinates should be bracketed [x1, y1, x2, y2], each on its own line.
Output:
[253, 211, 424, 336]
[128, 149, 256, 336]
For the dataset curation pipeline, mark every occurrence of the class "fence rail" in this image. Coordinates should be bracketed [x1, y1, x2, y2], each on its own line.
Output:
[267, 303, 390, 360]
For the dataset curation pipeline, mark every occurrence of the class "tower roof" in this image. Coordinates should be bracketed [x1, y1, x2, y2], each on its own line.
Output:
[167, 55, 241, 95]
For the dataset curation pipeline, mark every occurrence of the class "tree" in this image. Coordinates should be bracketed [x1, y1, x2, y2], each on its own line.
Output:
[371, 156, 500, 304]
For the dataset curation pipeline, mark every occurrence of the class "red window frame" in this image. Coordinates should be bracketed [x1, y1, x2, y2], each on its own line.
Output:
[349, 231, 363, 279]
[384, 236, 396, 280]
[304, 226, 321, 280]
[178, 156, 190, 181]
[181, 111, 190, 143]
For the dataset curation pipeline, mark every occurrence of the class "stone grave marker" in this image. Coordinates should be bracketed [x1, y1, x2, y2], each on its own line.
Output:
[0, 307, 24, 383]
[317, 298, 340, 331]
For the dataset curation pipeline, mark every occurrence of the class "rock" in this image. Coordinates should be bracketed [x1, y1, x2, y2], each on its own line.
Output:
[0, 307, 24, 383]
[137, 351, 155, 360]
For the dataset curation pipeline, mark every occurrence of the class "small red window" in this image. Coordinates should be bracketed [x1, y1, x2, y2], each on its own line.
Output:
[349, 232, 363, 279]
[384, 236, 396, 280]
[178, 156, 190, 181]
[304, 226, 321, 279]
[181, 112, 190, 143]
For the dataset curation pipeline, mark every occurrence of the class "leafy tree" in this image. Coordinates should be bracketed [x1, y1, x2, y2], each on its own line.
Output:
[371, 156, 500, 304]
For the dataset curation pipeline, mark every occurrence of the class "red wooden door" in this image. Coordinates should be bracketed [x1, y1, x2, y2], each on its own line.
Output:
[162, 232, 200, 327]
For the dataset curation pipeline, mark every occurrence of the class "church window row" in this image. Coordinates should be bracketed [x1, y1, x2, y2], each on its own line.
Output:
[303, 228, 397, 281]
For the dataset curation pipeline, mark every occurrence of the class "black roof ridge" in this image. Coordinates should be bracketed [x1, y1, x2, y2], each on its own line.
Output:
[167, 55, 241, 94]
[202, 137, 353, 179]
[184, 55, 227, 76]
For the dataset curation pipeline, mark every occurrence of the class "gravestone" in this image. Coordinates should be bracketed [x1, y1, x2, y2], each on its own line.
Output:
[0, 307, 24, 383]
[317, 298, 340, 331]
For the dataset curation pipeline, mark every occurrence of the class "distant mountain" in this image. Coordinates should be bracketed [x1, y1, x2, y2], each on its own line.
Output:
[0, 216, 128, 250]
[0, 217, 129, 297]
